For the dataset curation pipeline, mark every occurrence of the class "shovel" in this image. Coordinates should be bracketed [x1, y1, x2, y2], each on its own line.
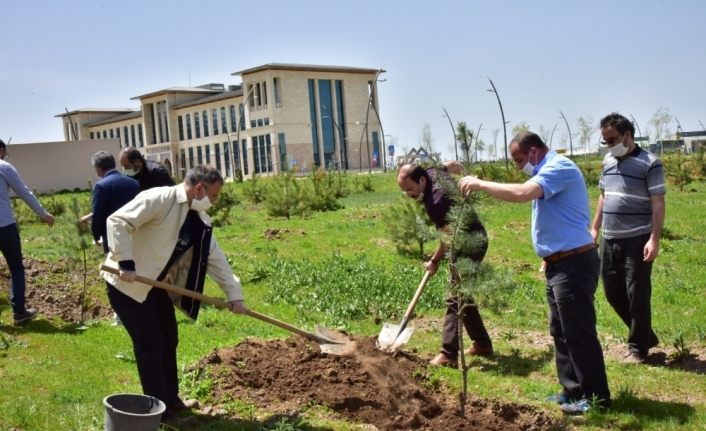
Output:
[377, 270, 431, 352]
[100, 265, 356, 355]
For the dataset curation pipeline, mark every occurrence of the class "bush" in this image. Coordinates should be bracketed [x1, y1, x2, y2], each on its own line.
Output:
[382, 197, 437, 258]
[242, 174, 266, 204]
[264, 170, 308, 219]
[208, 183, 240, 226]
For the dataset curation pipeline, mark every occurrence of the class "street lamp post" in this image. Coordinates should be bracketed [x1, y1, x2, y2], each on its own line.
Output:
[549, 123, 558, 149]
[487, 78, 508, 169]
[629, 113, 643, 139]
[442, 107, 458, 161]
[323, 113, 346, 171]
[231, 85, 256, 179]
[559, 110, 573, 156]
[361, 69, 385, 175]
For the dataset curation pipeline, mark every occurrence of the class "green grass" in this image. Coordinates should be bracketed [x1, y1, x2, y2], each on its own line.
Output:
[1, 171, 705, 430]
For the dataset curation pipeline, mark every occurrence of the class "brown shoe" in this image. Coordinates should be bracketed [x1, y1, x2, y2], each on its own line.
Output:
[170, 398, 200, 413]
[464, 342, 494, 357]
[623, 351, 645, 364]
[429, 353, 457, 368]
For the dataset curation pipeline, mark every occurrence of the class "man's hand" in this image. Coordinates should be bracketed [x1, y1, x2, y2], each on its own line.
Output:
[228, 300, 247, 314]
[423, 259, 440, 277]
[118, 269, 136, 282]
[458, 176, 482, 196]
[643, 237, 660, 262]
[42, 213, 55, 227]
[590, 228, 600, 246]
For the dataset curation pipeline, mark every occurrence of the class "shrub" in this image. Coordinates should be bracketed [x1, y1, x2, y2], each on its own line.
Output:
[208, 183, 240, 227]
[264, 170, 308, 219]
[242, 174, 266, 204]
[382, 197, 437, 258]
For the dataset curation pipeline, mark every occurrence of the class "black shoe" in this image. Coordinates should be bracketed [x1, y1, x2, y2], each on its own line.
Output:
[13, 308, 37, 325]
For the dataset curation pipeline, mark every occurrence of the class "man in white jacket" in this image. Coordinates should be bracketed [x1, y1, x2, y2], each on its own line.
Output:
[101, 165, 246, 419]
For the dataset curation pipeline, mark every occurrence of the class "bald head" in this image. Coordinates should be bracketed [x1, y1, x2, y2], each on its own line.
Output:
[397, 164, 429, 201]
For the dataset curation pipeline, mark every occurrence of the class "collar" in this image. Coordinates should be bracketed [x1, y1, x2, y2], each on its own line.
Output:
[533, 150, 555, 174]
[176, 183, 189, 204]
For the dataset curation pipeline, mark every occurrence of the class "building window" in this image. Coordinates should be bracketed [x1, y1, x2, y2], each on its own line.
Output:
[131, 125, 136, 147]
[138, 124, 143, 147]
[252, 134, 272, 174]
[180, 148, 186, 176]
[229, 105, 237, 133]
[197, 146, 203, 165]
[186, 114, 192, 139]
[308, 79, 320, 167]
[220, 107, 227, 135]
[124, 126, 129, 147]
[223, 140, 230, 177]
[253, 136, 261, 174]
[89, 132, 94, 139]
[248, 84, 255, 110]
[239, 103, 245, 130]
[273, 77, 282, 106]
[232, 140, 240, 175]
[202, 111, 209, 137]
[188, 147, 194, 169]
[214, 143, 221, 172]
[257, 118, 264, 127]
[241, 139, 249, 176]
[178, 116, 184, 141]
[278, 133, 287, 170]
[372, 131, 380, 168]
[205, 144, 211, 164]
[194, 113, 201, 138]
[318, 79, 335, 169]
[212, 109, 219, 135]
[102, 130, 107, 139]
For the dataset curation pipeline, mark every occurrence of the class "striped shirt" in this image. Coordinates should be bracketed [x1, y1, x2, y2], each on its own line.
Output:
[599, 146, 665, 239]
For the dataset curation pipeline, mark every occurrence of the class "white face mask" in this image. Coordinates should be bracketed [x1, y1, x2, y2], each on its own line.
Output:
[609, 142, 629, 158]
[123, 168, 137, 177]
[191, 195, 212, 212]
[522, 161, 535, 176]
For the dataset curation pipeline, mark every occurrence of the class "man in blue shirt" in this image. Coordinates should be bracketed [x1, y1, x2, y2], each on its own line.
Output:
[459, 131, 610, 415]
[0, 139, 55, 325]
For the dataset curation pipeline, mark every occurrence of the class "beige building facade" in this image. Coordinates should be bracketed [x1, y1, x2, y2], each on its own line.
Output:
[56, 63, 386, 180]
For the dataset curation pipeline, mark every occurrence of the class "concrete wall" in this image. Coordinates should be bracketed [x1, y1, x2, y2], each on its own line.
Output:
[7, 139, 121, 194]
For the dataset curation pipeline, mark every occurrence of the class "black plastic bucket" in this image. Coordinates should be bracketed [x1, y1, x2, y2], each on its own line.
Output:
[103, 393, 165, 431]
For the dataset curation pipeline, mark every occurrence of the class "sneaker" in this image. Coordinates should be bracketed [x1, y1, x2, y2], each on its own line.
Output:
[169, 398, 200, 413]
[464, 342, 494, 357]
[546, 392, 572, 405]
[429, 353, 457, 368]
[560, 398, 591, 415]
[623, 351, 645, 364]
[13, 308, 37, 325]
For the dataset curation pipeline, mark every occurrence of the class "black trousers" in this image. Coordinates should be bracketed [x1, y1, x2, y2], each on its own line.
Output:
[545, 249, 610, 404]
[440, 242, 492, 360]
[601, 233, 658, 355]
[107, 283, 180, 409]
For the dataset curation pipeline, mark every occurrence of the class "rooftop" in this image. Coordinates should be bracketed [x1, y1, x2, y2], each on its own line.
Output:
[232, 63, 384, 76]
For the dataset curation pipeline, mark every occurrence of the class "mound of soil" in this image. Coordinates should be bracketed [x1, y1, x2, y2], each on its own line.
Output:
[0, 257, 113, 324]
[192, 336, 562, 430]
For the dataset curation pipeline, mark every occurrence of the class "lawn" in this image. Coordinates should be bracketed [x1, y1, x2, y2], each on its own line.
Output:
[1, 168, 704, 430]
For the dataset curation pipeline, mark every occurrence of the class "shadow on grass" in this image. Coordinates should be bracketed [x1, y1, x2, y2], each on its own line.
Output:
[645, 351, 706, 375]
[171, 412, 335, 431]
[582, 389, 697, 429]
[0, 318, 85, 335]
[472, 347, 554, 377]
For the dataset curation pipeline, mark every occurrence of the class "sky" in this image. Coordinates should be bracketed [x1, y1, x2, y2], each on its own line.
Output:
[2, 0, 705, 160]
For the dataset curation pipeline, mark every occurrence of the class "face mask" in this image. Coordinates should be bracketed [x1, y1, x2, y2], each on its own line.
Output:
[609, 142, 629, 158]
[123, 168, 137, 177]
[521, 150, 537, 176]
[191, 195, 212, 212]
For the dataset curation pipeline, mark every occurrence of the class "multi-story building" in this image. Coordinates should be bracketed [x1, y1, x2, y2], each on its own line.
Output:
[56, 63, 385, 179]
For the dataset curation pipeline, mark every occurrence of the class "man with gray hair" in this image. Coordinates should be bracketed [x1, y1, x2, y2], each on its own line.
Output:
[101, 165, 247, 422]
[90, 151, 140, 254]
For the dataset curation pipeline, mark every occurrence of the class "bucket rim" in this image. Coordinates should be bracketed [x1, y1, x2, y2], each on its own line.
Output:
[103, 393, 166, 417]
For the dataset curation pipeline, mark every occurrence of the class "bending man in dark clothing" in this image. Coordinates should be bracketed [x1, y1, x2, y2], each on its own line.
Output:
[119, 146, 175, 191]
[397, 163, 493, 368]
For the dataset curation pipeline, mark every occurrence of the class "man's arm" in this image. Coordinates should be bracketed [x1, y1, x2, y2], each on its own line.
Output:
[458, 176, 543, 202]
[590, 192, 605, 245]
[424, 239, 447, 276]
[91, 183, 107, 242]
[644, 194, 665, 262]
[207, 239, 247, 313]
[2, 163, 52, 224]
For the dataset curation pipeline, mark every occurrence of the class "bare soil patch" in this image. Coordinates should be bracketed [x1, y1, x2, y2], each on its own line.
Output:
[0, 257, 112, 324]
[190, 336, 562, 430]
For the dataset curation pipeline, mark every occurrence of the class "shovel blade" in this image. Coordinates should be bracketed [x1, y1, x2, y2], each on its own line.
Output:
[376, 323, 414, 352]
[314, 326, 357, 355]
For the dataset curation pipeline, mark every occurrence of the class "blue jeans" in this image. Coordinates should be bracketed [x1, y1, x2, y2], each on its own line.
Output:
[545, 248, 610, 404]
[0, 223, 27, 315]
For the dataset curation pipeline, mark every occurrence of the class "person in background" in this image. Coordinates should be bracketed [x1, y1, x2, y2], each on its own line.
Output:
[591, 112, 665, 364]
[90, 151, 140, 254]
[458, 131, 610, 415]
[0, 139, 55, 325]
[119, 146, 175, 190]
[397, 162, 493, 368]
[101, 165, 246, 422]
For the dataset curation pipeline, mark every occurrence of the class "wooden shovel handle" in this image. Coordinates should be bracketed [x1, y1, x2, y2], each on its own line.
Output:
[100, 265, 322, 342]
[401, 270, 432, 321]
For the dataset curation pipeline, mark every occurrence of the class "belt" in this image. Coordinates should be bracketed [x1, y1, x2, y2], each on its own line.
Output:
[543, 243, 595, 264]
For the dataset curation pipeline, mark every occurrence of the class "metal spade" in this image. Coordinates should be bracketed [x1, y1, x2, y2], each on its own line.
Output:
[377, 270, 431, 352]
